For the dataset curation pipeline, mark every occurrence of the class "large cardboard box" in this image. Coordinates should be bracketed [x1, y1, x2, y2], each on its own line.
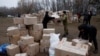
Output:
[15, 53, 27, 56]
[24, 17, 37, 25]
[33, 31, 42, 41]
[6, 44, 20, 56]
[40, 39, 50, 53]
[20, 36, 34, 45]
[42, 34, 50, 40]
[33, 24, 43, 31]
[13, 17, 24, 24]
[43, 28, 55, 34]
[9, 34, 20, 44]
[55, 40, 89, 56]
[20, 29, 28, 36]
[27, 42, 39, 56]
[7, 26, 20, 36]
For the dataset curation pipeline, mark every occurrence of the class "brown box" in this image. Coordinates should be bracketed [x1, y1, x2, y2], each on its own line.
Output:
[40, 39, 50, 53]
[15, 53, 27, 56]
[6, 44, 20, 56]
[43, 28, 55, 34]
[33, 31, 42, 41]
[42, 34, 50, 40]
[27, 42, 39, 56]
[24, 17, 37, 25]
[13, 17, 24, 24]
[20, 36, 34, 45]
[20, 29, 28, 36]
[33, 24, 43, 31]
[9, 34, 20, 44]
[7, 26, 20, 36]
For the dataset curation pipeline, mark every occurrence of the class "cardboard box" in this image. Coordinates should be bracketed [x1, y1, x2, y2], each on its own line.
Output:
[9, 34, 20, 44]
[20, 36, 34, 45]
[15, 53, 27, 56]
[43, 28, 55, 34]
[27, 42, 39, 56]
[40, 40, 50, 53]
[7, 26, 20, 36]
[6, 44, 20, 56]
[13, 17, 24, 24]
[33, 31, 42, 41]
[24, 17, 37, 25]
[18, 24, 26, 29]
[33, 24, 43, 31]
[42, 34, 50, 40]
[55, 40, 89, 56]
[20, 29, 28, 36]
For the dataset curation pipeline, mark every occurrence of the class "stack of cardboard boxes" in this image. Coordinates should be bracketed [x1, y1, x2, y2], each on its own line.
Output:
[40, 28, 55, 53]
[6, 15, 43, 56]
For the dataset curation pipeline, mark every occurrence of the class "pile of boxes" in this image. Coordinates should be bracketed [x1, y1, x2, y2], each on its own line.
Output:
[40, 28, 55, 53]
[6, 15, 41, 56]
[6, 14, 56, 56]
[55, 38, 91, 56]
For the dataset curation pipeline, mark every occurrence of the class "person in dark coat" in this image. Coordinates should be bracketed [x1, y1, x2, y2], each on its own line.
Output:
[78, 24, 98, 54]
[88, 11, 92, 25]
[83, 10, 92, 25]
[83, 10, 89, 24]
[42, 11, 55, 28]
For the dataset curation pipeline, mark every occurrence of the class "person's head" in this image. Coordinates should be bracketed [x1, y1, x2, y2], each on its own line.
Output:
[45, 11, 49, 15]
[63, 11, 66, 14]
[78, 24, 86, 32]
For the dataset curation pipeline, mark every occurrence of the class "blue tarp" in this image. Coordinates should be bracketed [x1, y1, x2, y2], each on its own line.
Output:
[0, 43, 10, 54]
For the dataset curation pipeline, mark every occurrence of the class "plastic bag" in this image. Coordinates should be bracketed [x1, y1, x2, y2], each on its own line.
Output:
[49, 33, 60, 56]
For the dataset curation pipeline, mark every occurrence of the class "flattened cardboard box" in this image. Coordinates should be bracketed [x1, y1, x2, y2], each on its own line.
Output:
[43, 28, 55, 34]
[24, 17, 37, 25]
[13, 17, 24, 24]
[6, 44, 20, 56]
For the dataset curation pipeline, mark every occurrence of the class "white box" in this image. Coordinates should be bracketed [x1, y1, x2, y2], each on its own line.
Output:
[27, 42, 39, 56]
[7, 26, 20, 36]
[6, 44, 20, 56]
[13, 17, 24, 24]
[20, 36, 34, 45]
[55, 41, 89, 56]
[24, 17, 37, 25]
[15, 53, 27, 56]
[43, 28, 55, 34]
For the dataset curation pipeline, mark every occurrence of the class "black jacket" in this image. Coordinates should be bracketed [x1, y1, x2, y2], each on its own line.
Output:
[78, 24, 97, 40]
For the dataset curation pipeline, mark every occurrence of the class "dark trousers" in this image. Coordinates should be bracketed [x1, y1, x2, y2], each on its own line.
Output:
[43, 22, 47, 28]
[83, 18, 91, 25]
[89, 31, 98, 50]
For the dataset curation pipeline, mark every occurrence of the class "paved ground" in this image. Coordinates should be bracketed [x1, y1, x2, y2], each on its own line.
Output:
[0, 15, 100, 56]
